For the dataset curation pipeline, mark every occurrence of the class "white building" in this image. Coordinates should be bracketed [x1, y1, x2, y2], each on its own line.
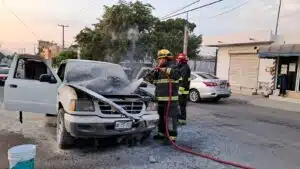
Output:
[203, 30, 276, 95]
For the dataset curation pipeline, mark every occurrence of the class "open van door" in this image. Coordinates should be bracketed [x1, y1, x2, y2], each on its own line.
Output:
[4, 55, 61, 114]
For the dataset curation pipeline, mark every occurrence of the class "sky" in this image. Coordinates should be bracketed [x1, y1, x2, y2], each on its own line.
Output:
[0, 0, 299, 54]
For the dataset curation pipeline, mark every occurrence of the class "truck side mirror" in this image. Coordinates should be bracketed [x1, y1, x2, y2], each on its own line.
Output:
[39, 74, 57, 83]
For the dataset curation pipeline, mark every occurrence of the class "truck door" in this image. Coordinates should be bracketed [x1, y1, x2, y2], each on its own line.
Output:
[4, 56, 61, 114]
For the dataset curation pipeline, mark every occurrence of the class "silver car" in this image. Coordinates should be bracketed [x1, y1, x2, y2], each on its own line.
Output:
[189, 72, 231, 102]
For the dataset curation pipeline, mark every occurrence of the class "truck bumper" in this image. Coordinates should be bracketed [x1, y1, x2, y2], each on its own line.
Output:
[64, 113, 159, 138]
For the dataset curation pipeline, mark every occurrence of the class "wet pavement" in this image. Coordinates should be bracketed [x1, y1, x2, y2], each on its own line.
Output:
[0, 91, 300, 168]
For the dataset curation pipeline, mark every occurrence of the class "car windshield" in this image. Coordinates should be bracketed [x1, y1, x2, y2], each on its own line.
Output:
[196, 73, 218, 79]
[0, 68, 9, 74]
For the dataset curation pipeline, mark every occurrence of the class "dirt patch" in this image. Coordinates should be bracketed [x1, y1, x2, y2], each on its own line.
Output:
[0, 131, 35, 169]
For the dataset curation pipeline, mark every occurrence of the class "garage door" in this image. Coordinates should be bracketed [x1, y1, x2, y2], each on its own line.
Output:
[229, 54, 259, 90]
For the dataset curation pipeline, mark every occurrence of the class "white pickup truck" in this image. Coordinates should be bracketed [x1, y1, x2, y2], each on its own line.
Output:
[4, 54, 159, 149]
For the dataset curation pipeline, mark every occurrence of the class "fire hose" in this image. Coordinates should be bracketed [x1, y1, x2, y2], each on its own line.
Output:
[154, 67, 256, 169]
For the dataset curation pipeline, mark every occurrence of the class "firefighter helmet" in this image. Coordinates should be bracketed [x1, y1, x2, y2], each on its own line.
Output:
[157, 49, 173, 59]
[177, 53, 189, 63]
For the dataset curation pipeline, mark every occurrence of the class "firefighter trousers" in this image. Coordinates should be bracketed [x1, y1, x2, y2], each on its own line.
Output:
[178, 94, 188, 121]
[157, 103, 179, 139]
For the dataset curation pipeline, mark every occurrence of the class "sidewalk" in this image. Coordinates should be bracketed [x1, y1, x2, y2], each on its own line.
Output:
[230, 94, 300, 112]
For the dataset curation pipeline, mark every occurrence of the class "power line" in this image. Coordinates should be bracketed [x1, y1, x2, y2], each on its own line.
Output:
[162, 0, 224, 20]
[3, 3, 39, 39]
[207, 0, 250, 19]
[162, 0, 201, 19]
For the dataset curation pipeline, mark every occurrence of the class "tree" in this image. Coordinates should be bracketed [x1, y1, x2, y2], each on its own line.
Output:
[187, 34, 203, 59]
[76, 1, 157, 62]
[53, 50, 77, 67]
[142, 18, 200, 59]
[74, 1, 202, 62]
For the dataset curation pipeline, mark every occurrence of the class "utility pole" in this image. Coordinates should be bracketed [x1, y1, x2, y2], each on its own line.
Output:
[58, 24, 69, 50]
[275, 0, 282, 35]
[33, 44, 37, 54]
[183, 12, 189, 54]
[77, 47, 81, 59]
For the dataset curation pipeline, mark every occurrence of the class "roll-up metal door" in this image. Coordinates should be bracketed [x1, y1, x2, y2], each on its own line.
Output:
[229, 54, 259, 91]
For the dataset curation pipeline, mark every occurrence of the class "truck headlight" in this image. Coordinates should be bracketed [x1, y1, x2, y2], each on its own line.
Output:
[69, 99, 95, 112]
[146, 102, 157, 112]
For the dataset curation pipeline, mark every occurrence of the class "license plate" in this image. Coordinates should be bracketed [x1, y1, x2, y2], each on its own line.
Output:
[220, 84, 226, 88]
[115, 121, 132, 130]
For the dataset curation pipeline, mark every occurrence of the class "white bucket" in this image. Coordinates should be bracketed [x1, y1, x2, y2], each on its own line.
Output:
[8, 144, 36, 169]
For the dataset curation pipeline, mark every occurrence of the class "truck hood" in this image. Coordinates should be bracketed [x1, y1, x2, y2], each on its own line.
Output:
[68, 77, 145, 96]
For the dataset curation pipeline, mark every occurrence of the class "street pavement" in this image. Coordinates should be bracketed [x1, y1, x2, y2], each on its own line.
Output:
[0, 88, 300, 169]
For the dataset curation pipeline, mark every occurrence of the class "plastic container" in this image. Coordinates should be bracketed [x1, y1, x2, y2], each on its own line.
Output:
[8, 144, 36, 169]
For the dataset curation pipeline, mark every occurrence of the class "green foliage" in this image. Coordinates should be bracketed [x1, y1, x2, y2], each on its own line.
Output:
[53, 50, 77, 67]
[75, 0, 202, 62]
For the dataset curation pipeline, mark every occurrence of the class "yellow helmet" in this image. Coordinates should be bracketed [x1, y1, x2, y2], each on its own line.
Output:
[157, 49, 173, 59]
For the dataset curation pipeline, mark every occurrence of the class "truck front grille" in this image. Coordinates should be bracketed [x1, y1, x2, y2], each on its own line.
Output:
[99, 101, 143, 114]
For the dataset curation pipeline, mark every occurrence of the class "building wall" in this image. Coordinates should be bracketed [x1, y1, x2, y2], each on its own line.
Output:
[216, 44, 274, 95]
[258, 58, 274, 91]
[216, 47, 230, 80]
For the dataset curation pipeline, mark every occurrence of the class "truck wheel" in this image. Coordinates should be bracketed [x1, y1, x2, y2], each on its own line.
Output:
[57, 108, 74, 149]
[141, 131, 151, 142]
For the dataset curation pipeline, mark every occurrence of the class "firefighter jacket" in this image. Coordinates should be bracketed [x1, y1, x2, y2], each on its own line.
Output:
[178, 63, 191, 95]
[144, 61, 180, 102]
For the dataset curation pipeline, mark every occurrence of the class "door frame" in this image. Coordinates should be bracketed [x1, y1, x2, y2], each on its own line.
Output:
[296, 56, 300, 92]
[4, 55, 61, 114]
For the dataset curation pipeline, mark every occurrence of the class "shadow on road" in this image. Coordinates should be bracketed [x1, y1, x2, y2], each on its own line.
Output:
[189, 99, 248, 105]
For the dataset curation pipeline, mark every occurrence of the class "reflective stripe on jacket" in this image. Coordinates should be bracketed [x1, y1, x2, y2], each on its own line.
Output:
[149, 61, 180, 102]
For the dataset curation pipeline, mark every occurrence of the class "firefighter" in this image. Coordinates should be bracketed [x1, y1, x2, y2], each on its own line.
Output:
[143, 49, 180, 144]
[177, 53, 191, 126]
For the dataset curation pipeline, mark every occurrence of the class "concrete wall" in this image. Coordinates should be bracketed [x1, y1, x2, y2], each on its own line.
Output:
[216, 47, 230, 80]
[258, 59, 274, 83]
[216, 44, 274, 95]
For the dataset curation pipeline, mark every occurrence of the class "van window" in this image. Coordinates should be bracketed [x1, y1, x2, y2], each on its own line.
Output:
[14, 58, 52, 80]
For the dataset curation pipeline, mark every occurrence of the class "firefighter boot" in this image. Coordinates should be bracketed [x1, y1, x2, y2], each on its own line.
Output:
[178, 119, 187, 126]
[153, 132, 165, 140]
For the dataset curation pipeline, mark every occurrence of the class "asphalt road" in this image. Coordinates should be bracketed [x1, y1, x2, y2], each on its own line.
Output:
[0, 87, 300, 169]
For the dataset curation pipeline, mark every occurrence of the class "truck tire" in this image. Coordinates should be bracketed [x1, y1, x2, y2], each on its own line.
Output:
[57, 108, 74, 149]
[140, 131, 151, 143]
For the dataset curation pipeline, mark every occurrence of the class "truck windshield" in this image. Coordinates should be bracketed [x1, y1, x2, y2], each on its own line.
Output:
[65, 61, 129, 84]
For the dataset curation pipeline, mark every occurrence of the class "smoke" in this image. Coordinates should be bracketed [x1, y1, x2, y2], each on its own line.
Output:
[126, 26, 139, 63]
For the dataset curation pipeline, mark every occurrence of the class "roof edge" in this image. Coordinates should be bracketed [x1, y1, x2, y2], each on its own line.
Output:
[205, 41, 274, 47]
